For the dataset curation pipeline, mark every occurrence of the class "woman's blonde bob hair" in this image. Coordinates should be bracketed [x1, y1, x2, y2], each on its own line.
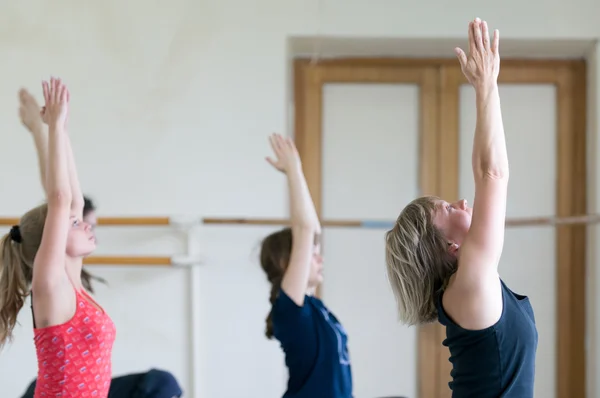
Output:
[385, 195, 457, 325]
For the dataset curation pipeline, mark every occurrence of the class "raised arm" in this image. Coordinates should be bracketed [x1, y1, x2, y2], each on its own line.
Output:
[64, 135, 84, 218]
[32, 78, 72, 293]
[454, 20, 508, 283]
[19, 89, 48, 193]
[266, 134, 319, 305]
[37, 91, 84, 218]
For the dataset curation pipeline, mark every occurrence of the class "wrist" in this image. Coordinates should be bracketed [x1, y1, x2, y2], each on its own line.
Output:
[48, 121, 65, 132]
[29, 123, 44, 136]
[474, 81, 499, 99]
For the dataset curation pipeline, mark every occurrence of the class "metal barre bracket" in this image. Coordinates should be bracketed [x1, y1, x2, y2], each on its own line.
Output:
[171, 255, 204, 268]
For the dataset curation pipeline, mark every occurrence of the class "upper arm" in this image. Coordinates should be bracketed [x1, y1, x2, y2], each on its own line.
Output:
[272, 289, 317, 359]
[32, 199, 71, 292]
[71, 198, 84, 220]
[445, 176, 507, 329]
[280, 226, 316, 306]
[458, 175, 508, 285]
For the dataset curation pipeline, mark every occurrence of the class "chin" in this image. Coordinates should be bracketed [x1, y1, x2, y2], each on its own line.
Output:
[69, 244, 96, 258]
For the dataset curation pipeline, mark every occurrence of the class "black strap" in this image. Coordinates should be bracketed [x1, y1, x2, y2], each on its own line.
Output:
[30, 292, 36, 329]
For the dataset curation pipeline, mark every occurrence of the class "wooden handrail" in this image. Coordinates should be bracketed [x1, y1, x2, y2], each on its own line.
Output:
[3, 213, 597, 230]
[83, 256, 173, 266]
[203, 215, 600, 228]
[0, 217, 171, 226]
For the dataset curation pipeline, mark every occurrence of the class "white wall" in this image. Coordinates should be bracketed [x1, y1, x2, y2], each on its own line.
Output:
[0, 1, 598, 397]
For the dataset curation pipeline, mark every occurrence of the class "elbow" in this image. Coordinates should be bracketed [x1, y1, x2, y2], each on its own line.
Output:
[291, 224, 317, 234]
[479, 167, 509, 182]
[47, 190, 72, 207]
[473, 159, 509, 182]
[71, 198, 84, 214]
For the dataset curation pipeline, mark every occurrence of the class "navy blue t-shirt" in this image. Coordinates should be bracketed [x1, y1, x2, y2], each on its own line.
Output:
[272, 288, 353, 398]
[437, 278, 538, 397]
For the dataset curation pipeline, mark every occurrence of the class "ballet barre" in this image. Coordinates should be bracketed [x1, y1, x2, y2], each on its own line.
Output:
[0, 216, 202, 267]
[203, 214, 600, 228]
[0, 216, 176, 227]
[83, 255, 198, 267]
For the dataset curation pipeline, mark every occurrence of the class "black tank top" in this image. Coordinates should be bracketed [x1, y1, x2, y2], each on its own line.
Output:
[436, 278, 538, 397]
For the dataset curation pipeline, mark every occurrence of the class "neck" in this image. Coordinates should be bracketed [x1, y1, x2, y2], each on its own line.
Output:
[65, 257, 84, 291]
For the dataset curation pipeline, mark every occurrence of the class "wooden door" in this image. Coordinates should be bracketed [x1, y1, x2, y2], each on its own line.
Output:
[293, 58, 586, 398]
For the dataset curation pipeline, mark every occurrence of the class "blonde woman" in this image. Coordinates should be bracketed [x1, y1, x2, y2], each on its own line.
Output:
[385, 19, 538, 397]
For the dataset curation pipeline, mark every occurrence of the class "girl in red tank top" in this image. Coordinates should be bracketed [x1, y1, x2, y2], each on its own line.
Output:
[33, 287, 116, 397]
[0, 78, 115, 398]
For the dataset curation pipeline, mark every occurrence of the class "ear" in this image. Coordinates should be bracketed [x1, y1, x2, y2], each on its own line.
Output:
[447, 242, 460, 256]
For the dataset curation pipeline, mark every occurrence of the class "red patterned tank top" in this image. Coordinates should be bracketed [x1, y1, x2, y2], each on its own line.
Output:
[33, 288, 116, 398]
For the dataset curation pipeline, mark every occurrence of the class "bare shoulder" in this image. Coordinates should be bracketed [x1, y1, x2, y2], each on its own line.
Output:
[442, 272, 503, 330]
[31, 272, 77, 329]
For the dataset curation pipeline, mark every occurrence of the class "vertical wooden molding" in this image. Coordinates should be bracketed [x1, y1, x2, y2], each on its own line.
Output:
[437, 64, 463, 398]
[418, 66, 442, 398]
[555, 62, 587, 398]
[294, 60, 324, 298]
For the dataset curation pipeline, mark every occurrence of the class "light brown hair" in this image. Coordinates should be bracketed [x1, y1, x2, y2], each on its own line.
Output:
[259, 228, 292, 339]
[0, 204, 48, 348]
[385, 196, 457, 325]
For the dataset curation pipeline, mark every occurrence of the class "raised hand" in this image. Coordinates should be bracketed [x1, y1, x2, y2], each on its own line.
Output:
[18, 89, 44, 133]
[454, 18, 500, 90]
[41, 77, 70, 129]
[266, 133, 302, 174]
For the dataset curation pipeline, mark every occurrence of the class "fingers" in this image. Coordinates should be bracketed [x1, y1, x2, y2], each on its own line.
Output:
[468, 21, 476, 55]
[454, 48, 467, 68]
[59, 84, 67, 104]
[492, 29, 500, 54]
[482, 21, 490, 50]
[472, 18, 484, 52]
[284, 137, 297, 152]
[265, 157, 277, 167]
[42, 81, 49, 104]
[268, 134, 280, 152]
[51, 78, 58, 104]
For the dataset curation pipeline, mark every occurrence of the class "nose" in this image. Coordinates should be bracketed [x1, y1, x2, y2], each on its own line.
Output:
[456, 199, 467, 209]
[83, 222, 92, 232]
[314, 253, 323, 263]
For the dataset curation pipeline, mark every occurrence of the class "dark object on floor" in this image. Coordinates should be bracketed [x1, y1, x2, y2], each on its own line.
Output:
[20, 368, 183, 398]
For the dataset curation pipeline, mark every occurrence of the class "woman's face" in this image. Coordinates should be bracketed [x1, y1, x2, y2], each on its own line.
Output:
[83, 210, 98, 241]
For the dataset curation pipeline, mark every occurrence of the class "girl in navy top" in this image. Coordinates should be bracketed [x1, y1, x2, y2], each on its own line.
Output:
[384, 19, 538, 397]
[259, 134, 353, 398]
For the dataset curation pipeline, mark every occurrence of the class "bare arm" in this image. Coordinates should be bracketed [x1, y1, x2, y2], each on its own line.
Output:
[454, 20, 508, 283]
[461, 82, 508, 277]
[283, 168, 318, 305]
[21, 88, 84, 218]
[65, 135, 84, 218]
[31, 126, 49, 193]
[266, 134, 318, 306]
[19, 89, 48, 192]
[444, 19, 507, 330]
[32, 79, 72, 293]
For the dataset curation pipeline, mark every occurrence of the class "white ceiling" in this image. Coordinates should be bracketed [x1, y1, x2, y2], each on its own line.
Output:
[289, 36, 596, 59]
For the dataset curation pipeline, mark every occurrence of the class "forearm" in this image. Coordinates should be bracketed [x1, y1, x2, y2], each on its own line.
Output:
[47, 123, 72, 204]
[472, 83, 509, 180]
[64, 134, 84, 215]
[30, 126, 49, 193]
[286, 168, 319, 231]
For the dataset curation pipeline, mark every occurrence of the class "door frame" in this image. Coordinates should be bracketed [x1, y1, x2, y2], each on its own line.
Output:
[293, 57, 587, 398]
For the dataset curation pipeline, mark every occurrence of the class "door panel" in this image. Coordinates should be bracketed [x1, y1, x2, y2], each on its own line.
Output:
[321, 83, 421, 398]
[458, 84, 558, 398]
